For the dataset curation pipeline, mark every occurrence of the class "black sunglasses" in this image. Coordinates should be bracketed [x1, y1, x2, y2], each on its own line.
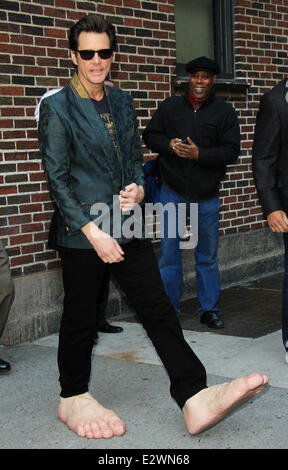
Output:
[77, 49, 113, 60]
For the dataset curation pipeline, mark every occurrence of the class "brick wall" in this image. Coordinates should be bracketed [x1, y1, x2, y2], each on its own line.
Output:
[0, 0, 287, 277]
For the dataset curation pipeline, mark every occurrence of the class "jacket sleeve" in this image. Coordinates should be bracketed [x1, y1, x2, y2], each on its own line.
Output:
[142, 101, 172, 157]
[197, 106, 240, 167]
[252, 92, 282, 217]
[38, 99, 90, 233]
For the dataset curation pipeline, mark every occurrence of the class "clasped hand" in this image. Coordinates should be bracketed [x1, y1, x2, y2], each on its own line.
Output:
[267, 210, 288, 233]
[119, 182, 144, 212]
[169, 137, 199, 160]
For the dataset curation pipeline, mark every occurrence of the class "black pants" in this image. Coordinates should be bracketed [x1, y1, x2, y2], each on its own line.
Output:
[58, 239, 207, 409]
[96, 269, 110, 329]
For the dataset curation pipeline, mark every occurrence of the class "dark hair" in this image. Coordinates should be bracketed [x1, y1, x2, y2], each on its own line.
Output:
[68, 14, 117, 51]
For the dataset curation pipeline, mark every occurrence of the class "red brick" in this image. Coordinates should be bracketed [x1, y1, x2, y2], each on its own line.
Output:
[0, 185, 17, 195]
[1, 44, 22, 54]
[159, 4, 174, 13]
[20, 204, 42, 213]
[44, 7, 66, 18]
[35, 37, 57, 47]
[123, 0, 141, 7]
[34, 231, 49, 242]
[1, 108, 25, 117]
[24, 66, 46, 75]
[10, 234, 33, 246]
[3, 131, 26, 140]
[0, 226, 20, 236]
[21, 223, 43, 233]
[47, 48, 69, 58]
[11, 254, 34, 266]
[16, 140, 39, 150]
[31, 193, 51, 203]
[29, 173, 46, 182]
[0, 120, 14, 129]
[47, 260, 62, 269]
[9, 215, 32, 225]
[97, 4, 115, 14]
[33, 211, 53, 221]
[0, 86, 24, 96]
[23, 46, 47, 56]
[55, 0, 76, 8]
[22, 243, 44, 254]
[44, 28, 67, 38]
[0, 33, 9, 42]
[124, 18, 143, 27]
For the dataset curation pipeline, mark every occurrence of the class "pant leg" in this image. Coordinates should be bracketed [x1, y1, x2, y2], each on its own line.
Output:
[282, 234, 288, 351]
[158, 184, 185, 314]
[58, 247, 108, 397]
[0, 240, 14, 338]
[96, 270, 110, 329]
[110, 239, 207, 409]
[194, 197, 221, 316]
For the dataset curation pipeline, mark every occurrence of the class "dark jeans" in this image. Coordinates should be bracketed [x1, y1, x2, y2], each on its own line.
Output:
[58, 239, 207, 409]
[282, 234, 288, 351]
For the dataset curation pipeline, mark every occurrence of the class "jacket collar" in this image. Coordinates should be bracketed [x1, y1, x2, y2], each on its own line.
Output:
[70, 71, 110, 99]
[70, 72, 90, 98]
[184, 86, 215, 110]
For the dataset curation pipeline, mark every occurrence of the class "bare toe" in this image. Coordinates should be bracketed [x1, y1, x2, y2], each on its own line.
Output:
[99, 421, 114, 439]
[91, 423, 102, 439]
[84, 423, 94, 439]
[76, 424, 86, 438]
[108, 416, 126, 436]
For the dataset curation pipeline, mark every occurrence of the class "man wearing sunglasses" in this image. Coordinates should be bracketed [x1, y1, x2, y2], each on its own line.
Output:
[35, 84, 124, 342]
[38, 13, 268, 440]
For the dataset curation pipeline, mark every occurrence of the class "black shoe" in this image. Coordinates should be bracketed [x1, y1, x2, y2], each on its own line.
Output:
[200, 311, 224, 329]
[0, 358, 11, 372]
[98, 321, 123, 334]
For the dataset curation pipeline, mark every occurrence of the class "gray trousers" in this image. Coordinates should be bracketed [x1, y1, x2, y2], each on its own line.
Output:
[0, 240, 14, 338]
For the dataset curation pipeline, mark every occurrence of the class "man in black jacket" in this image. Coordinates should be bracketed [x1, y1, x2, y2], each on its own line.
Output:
[252, 78, 288, 364]
[143, 57, 240, 329]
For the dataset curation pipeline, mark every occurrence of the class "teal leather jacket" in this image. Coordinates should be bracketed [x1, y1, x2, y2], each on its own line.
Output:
[38, 73, 145, 249]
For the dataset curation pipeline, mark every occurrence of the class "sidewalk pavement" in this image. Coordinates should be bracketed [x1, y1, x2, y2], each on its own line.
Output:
[0, 273, 287, 450]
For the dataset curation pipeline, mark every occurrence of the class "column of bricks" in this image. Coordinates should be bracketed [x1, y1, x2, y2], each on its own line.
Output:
[0, 0, 79, 276]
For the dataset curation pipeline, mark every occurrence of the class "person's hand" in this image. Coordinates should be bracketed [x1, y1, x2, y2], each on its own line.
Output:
[119, 183, 144, 212]
[173, 137, 199, 160]
[267, 210, 288, 232]
[169, 138, 182, 153]
[81, 221, 124, 263]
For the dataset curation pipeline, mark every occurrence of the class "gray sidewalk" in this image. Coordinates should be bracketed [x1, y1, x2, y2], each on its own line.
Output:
[0, 273, 287, 449]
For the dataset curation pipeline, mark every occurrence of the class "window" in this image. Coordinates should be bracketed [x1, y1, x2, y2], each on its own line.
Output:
[175, 0, 234, 80]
